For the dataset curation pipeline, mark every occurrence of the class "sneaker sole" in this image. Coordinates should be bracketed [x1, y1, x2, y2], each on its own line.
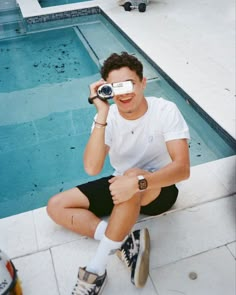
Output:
[98, 275, 107, 294]
[133, 228, 150, 288]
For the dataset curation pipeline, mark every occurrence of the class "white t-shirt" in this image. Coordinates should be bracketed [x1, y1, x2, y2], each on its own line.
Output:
[94, 97, 190, 176]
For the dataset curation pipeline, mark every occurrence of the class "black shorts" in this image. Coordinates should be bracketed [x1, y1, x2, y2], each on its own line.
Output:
[76, 175, 178, 217]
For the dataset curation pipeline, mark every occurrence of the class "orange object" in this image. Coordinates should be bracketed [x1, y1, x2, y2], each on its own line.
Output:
[0, 249, 23, 295]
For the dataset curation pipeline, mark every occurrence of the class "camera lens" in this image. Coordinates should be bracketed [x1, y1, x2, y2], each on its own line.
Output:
[101, 85, 113, 96]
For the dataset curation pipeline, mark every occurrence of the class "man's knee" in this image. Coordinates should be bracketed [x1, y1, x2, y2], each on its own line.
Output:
[126, 191, 142, 208]
[47, 194, 62, 220]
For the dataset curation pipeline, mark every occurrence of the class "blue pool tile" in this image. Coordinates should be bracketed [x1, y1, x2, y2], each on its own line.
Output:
[72, 106, 96, 135]
[0, 132, 113, 218]
[0, 121, 37, 153]
[35, 111, 75, 141]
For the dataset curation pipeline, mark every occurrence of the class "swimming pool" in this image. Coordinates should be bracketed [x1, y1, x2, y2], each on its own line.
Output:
[0, 13, 235, 218]
[38, 0, 92, 8]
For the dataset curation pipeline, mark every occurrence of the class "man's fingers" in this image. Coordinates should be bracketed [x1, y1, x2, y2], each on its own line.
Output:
[112, 199, 119, 205]
[108, 176, 116, 184]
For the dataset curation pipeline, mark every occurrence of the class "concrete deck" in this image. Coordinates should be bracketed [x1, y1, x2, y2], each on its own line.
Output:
[0, 0, 235, 294]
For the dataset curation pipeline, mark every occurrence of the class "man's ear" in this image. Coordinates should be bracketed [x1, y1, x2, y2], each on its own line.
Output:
[142, 77, 147, 89]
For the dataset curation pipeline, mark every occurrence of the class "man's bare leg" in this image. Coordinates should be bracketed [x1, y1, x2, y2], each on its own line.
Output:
[105, 193, 151, 288]
[85, 193, 141, 276]
[47, 188, 101, 238]
[106, 193, 141, 241]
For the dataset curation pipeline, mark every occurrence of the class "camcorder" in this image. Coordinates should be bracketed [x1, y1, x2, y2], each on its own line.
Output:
[88, 81, 133, 104]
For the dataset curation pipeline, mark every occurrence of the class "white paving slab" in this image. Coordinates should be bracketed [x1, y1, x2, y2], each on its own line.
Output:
[33, 206, 82, 250]
[138, 195, 236, 268]
[175, 160, 232, 210]
[12, 250, 58, 295]
[51, 238, 158, 295]
[0, 211, 37, 258]
[205, 155, 236, 195]
[150, 246, 236, 295]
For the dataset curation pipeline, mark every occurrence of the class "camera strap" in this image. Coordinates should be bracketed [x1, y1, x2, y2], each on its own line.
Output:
[88, 95, 99, 104]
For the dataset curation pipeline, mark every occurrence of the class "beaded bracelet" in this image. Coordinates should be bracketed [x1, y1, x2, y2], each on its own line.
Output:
[94, 120, 107, 128]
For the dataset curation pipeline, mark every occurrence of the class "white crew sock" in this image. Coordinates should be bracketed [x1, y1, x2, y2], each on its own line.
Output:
[86, 235, 122, 275]
[94, 220, 108, 241]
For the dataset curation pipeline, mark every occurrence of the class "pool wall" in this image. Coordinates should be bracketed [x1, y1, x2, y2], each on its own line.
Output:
[25, 6, 100, 24]
[17, 0, 98, 18]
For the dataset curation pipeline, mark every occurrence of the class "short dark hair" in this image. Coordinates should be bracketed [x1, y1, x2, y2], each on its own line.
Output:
[101, 52, 143, 81]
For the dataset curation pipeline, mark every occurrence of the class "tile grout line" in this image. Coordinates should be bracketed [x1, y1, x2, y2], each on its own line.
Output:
[49, 247, 61, 295]
[32, 209, 40, 252]
[149, 242, 236, 271]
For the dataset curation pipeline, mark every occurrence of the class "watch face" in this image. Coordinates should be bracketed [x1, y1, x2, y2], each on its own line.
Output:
[138, 178, 148, 190]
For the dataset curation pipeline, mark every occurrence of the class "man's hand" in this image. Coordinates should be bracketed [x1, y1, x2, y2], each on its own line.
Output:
[108, 175, 139, 205]
[89, 79, 110, 114]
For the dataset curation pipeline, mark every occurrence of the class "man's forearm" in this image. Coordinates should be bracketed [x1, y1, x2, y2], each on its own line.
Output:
[83, 126, 108, 175]
[84, 108, 109, 176]
[146, 161, 190, 189]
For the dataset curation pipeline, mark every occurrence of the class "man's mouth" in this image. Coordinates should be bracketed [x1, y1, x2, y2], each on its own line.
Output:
[120, 98, 132, 103]
[118, 94, 133, 104]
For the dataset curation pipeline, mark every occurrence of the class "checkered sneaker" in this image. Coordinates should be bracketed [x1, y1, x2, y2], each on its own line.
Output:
[116, 228, 150, 288]
[72, 267, 107, 295]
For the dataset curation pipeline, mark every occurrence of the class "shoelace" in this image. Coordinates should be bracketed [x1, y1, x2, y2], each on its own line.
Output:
[72, 278, 96, 295]
[121, 232, 139, 267]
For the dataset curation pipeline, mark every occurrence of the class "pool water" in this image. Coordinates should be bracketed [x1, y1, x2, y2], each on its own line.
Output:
[38, 0, 92, 8]
[0, 28, 98, 92]
[0, 14, 235, 218]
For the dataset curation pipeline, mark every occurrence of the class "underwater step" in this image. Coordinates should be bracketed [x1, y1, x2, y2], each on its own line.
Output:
[0, 8, 22, 24]
[76, 21, 127, 64]
[76, 22, 158, 80]
[0, 0, 17, 11]
[0, 21, 26, 40]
